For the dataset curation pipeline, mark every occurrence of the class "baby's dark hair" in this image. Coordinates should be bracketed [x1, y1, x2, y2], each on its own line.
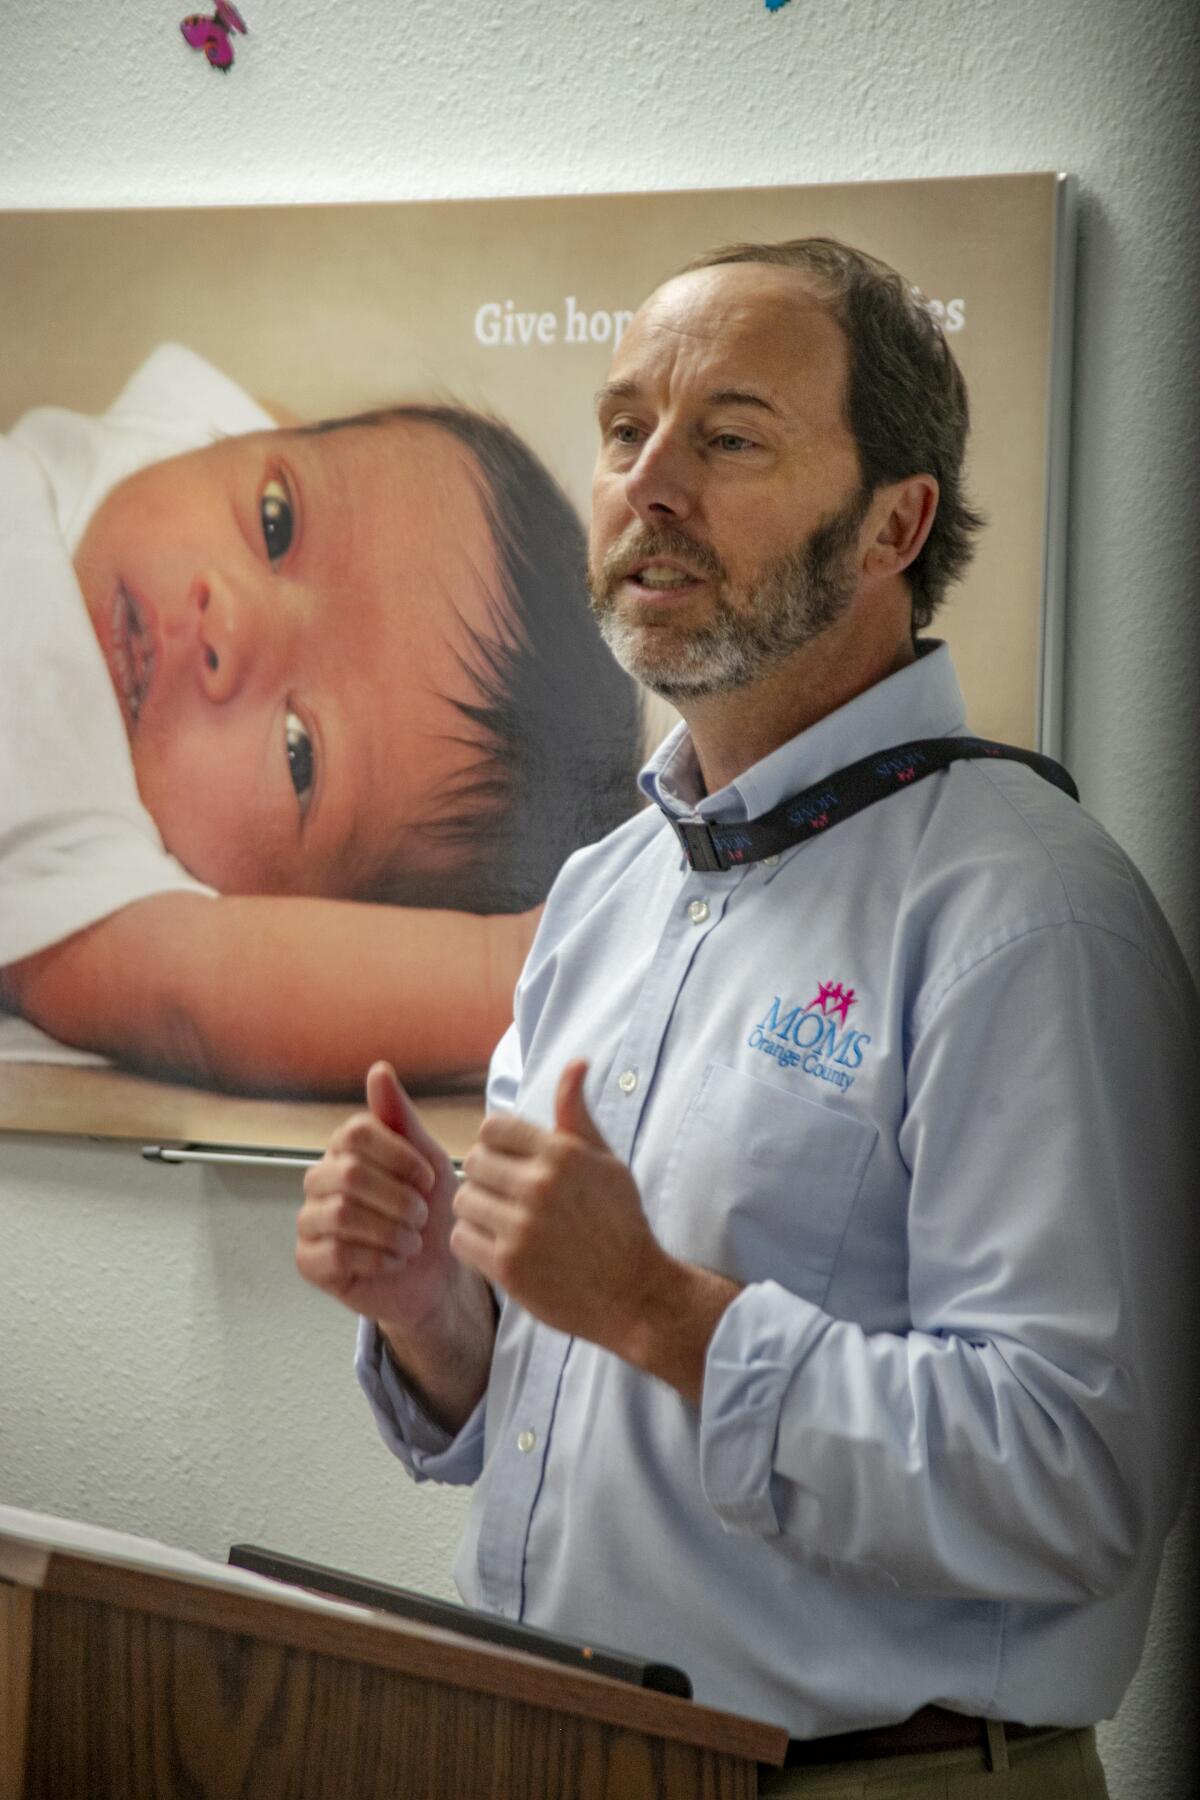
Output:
[301, 403, 643, 913]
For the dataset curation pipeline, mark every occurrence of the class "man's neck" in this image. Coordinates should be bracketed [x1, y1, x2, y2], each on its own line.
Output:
[681, 619, 918, 797]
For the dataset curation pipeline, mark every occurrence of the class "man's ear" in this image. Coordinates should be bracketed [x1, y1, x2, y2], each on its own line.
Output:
[862, 475, 938, 579]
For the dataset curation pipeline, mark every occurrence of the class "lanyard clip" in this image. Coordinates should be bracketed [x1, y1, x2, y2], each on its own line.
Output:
[674, 817, 727, 873]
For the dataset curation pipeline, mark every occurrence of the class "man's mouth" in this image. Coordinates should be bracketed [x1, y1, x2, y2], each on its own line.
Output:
[108, 582, 158, 727]
[629, 562, 699, 592]
[590, 528, 726, 614]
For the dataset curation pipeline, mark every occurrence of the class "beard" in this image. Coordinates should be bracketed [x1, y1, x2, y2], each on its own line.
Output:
[587, 488, 871, 702]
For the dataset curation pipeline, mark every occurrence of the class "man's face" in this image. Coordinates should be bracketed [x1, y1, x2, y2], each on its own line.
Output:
[588, 263, 869, 698]
[73, 420, 500, 895]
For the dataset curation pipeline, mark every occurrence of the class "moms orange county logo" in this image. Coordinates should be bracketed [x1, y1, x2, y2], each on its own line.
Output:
[747, 982, 872, 1093]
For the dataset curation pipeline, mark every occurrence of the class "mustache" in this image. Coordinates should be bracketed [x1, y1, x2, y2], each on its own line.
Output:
[589, 524, 727, 604]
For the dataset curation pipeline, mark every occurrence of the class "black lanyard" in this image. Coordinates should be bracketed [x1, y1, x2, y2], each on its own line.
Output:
[669, 737, 1079, 873]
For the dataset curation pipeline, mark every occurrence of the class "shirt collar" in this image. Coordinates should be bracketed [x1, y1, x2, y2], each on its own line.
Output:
[639, 641, 967, 830]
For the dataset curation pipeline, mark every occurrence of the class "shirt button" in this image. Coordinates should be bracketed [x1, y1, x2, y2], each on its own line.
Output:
[688, 899, 710, 924]
[517, 1429, 536, 1453]
[617, 1069, 638, 1094]
[763, 855, 780, 867]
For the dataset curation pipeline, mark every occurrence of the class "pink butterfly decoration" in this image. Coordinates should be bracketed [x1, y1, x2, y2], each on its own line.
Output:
[181, 1, 248, 72]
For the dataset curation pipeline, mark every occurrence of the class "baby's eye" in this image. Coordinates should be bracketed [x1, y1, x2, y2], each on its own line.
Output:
[285, 709, 315, 814]
[260, 477, 294, 562]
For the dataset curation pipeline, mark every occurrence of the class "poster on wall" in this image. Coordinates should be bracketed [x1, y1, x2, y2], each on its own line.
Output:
[0, 173, 1073, 1155]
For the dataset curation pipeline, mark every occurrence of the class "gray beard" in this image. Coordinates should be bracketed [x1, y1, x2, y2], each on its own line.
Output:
[588, 493, 869, 702]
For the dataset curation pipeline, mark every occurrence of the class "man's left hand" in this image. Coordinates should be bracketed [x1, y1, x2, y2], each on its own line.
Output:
[453, 1060, 669, 1356]
[454, 1061, 741, 1400]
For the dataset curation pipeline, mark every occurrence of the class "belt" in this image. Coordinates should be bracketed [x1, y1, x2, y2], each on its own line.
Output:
[784, 1706, 1053, 1767]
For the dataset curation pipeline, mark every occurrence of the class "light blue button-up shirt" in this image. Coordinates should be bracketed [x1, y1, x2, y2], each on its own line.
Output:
[357, 644, 1198, 1736]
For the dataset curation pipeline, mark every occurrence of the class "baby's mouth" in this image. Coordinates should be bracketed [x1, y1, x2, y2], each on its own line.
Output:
[109, 582, 157, 728]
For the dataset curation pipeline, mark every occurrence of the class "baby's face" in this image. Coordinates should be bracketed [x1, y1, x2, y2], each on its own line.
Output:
[73, 419, 499, 895]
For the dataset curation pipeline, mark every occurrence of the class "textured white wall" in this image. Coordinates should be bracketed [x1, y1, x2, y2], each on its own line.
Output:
[2, 3, 1197, 1795]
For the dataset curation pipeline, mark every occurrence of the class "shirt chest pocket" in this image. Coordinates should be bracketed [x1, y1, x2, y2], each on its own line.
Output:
[656, 1060, 876, 1306]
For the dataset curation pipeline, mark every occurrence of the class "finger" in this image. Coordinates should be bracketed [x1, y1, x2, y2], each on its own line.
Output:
[296, 1236, 411, 1291]
[339, 1103, 436, 1191]
[476, 1109, 549, 1157]
[366, 1060, 409, 1131]
[554, 1060, 607, 1148]
[303, 1145, 418, 1207]
[453, 1179, 512, 1238]
[308, 1122, 434, 1200]
[366, 1061, 446, 1169]
[448, 1214, 501, 1283]
[459, 1141, 526, 1198]
[297, 1193, 424, 1257]
[302, 1160, 432, 1234]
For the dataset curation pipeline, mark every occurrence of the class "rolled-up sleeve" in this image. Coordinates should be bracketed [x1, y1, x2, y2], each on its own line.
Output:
[355, 1316, 487, 1485]
[699, 1282, 824, 1535]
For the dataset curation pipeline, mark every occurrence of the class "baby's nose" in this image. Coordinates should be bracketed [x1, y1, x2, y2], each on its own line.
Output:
[194, 575, 277, 702]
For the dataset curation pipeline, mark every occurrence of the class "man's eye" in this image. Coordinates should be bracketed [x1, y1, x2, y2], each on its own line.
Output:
[261, 478, 294, 561]
[714, 433, 753, 452]
[285, 709, 315, 813]
[609, 421, 644, 446]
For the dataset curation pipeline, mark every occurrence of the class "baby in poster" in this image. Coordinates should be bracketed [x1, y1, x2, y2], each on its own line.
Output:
[0, 344, 641, 1095]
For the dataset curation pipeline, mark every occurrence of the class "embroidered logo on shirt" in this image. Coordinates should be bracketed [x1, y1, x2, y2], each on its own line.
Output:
[805, 980, 856, 1026]
[747, 985, 872, 1092]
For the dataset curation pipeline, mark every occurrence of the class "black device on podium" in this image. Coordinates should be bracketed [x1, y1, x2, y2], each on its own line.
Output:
[229, 1542, 692, 1698]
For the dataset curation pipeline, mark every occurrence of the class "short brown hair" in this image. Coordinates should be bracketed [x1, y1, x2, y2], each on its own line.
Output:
[680, 237, 985, 631]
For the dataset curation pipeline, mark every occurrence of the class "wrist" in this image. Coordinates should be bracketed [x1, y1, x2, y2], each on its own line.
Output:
[375, 1263, 498, 1435]
[377, 1260, 491, 1365]
[609, 1248, 740, 1406]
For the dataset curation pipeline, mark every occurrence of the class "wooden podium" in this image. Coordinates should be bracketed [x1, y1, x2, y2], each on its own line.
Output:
[1, 1526, 787, 1799]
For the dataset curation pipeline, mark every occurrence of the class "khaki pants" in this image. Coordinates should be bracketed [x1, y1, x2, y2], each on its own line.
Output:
[758, 1726, 1109, 1798]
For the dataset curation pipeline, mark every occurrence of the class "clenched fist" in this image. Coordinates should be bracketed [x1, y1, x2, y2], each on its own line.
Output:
[296, 1060, 459, 1336]
[454, 1059, 672, 1351]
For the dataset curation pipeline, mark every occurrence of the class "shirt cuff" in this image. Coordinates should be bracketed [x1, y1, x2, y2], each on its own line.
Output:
[698, 1280, 825, 1536]
[354, 1316, 487, 1485]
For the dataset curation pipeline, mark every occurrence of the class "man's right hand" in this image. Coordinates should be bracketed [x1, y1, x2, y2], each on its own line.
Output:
[297, 1062, 497, 1432]
[296, 1060, 461, 1336]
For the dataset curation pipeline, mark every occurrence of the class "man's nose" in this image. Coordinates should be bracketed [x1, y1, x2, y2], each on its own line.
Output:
[193, 574, 285, 702]
[622, 429, 697, 526]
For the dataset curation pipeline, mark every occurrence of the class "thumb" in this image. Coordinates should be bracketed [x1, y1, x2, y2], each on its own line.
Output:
[365, 1061, 437, 1159]
[554, 1060, 608, 1149]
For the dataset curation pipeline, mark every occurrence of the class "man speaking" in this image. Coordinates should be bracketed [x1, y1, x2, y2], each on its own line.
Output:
[296, 239, 1197, 1796]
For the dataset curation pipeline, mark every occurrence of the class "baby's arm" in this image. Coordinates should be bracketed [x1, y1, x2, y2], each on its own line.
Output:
[2, 893, 540, 1096]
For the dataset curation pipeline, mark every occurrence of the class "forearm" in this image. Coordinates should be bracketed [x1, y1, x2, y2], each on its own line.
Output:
[182, 899, 523, 1090]
[9, 894, 538, 1095]
[697, 1281, 1151, 1603]
[573, 1241, 1144, 1599]
[604, 1248, 740, 1407]
[378, 1263, 498, 1436]
[512, 1230, 1144, 1597]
